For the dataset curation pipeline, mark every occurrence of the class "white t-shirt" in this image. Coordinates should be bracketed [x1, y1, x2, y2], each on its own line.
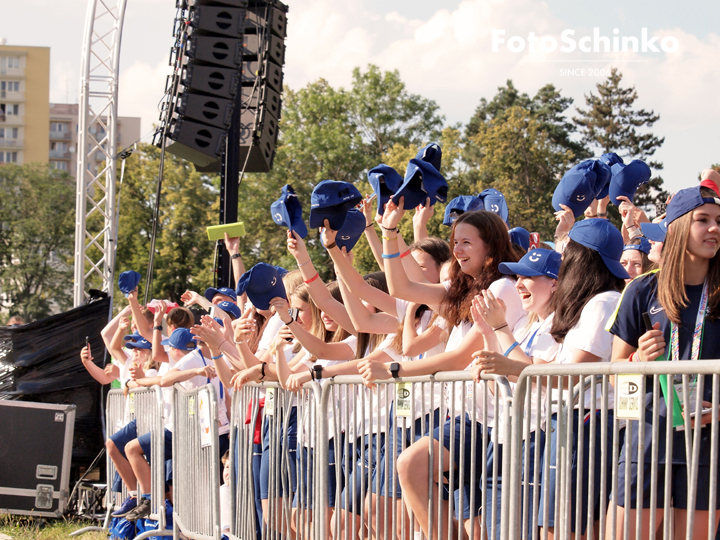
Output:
[219, 483, 231, 533]
[554, 291, 620, 411]
[258, 313, 284, 354]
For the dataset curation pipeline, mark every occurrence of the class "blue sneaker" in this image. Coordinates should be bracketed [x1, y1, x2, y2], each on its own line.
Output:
[111, 496, 137, 517]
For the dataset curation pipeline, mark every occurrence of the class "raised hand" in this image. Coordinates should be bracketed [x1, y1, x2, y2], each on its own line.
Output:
[224, 233, 240, 257]
[554, 204, 575, 240]
[287, 230, 309, 261]
[413, 197, 434, 227]
[181, 290, 202, 307]
[321, 219, 338, 247]
[381, 197, 406, 230]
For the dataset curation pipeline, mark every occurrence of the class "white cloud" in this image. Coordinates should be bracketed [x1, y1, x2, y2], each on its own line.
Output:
[117, 60, 172, 138]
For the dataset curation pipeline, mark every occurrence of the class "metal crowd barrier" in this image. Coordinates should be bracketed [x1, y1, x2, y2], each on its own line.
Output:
[71, 389, 128, 537]
[228, 372, 511, 540]
[508, 360, 720, 540]
[172, 383, 221, 540]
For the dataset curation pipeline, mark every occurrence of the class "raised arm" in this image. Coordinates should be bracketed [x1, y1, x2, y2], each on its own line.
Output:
[224, 233, 247, 297]
[101, 305, 132, 361]
[380, 198, 448, 305]
[360, 197, 385, 270]
[337, 278, 398, 335]
[402, 303, 445, 357]
[81, 344, 119, 385]
[412, 197, 434, 242]
[127, 289, 152, 341]
[108, 316, 131, 365]
[160, 364, 216, 387]
[286, 229, 357, 336]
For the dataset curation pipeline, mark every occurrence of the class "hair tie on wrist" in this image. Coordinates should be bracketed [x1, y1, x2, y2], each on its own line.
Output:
[399, 249, 412, 259]
[382, 252, 401, 259]
[597, 212, 608, 218]
[297, 259, 312, 267]
[304, 273, 320, 284]
[492, 323, 508, 331]
[210, 353, 223, 360]
[381, 226, 398, 232]
[365, 223, 373, 229]
[325, 242, 337, 250]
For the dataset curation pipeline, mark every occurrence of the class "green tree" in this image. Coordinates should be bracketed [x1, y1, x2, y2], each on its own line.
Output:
[573, 68, 668, 208]
[0, 163, 75, 321]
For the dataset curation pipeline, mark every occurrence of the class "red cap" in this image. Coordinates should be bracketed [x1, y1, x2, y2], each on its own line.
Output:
[700, 179, 720, 195]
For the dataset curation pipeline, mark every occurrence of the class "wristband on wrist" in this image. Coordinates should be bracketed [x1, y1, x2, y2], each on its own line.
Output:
[230, 253, 242, 260]
[211, 353, 223, 360]
[304, 273, 320, 284]
[381, 226, 398, 232]
[365, 223, 374, 229]
[382, 252, 401, 259]
[597, 212, 608, 218]
[297, 259, 312, 267]
[492, 323, 508, 332]
[382, 235, 398, 241]
[325, 242, 337, 250]
[260, 362, 267, 381]
[586, 214, 598, 219]
[153, 325, 163, 331]
[399, 249, 412, 259]
[628, 352, 635, 362]
[628, 227, 643, 240]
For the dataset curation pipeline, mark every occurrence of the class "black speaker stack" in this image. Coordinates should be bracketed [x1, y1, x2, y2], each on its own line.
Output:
[155, 0, 288, 174]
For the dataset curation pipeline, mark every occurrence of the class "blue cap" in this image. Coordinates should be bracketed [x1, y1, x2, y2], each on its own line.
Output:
[665, 186, 720, 225]
[123, 331, 143, 342]
[443, 195, 483, 226]
[216, 300, 242, 320]
[368, 165, 404, 216]
[126, 336, 152, 350]
[609, 160, 652, 206]
[309, 180, 363, 230]
[335, 208, 365, 252]
[213, 317, 225, 327]
[236, 263, 287, 311]
[204, 287, 237, 303]
[271, 184, 308, 239]
[478, 188, 509, 223]
[597, 153, 624, 199]
[552, 160, 611, 218]
[161, 327, 198, 351]
[568, 219, 629, 279]
[118, 270, 141, 295]
[415, 142, 442, 172]
[392, 159, 448, 210]
[508, 227, 530, 251]
[623, 238, 651, 255]
[641, 219, 667, 242]
[499, 249, 562, 279]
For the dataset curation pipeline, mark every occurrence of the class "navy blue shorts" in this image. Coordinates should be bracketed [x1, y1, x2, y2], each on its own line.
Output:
[109, 419, 138, 459]
[293, 436, 342, 509]
[137, 428, 173, 463]
[260, 406, 298, 500]
[340, 433, 384, 514]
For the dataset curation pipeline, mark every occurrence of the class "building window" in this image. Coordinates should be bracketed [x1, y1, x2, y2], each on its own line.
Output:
[51, 122, 65, 132]
[51, 141, 66, 152]
[51, 161, 67, 171]
[1, 104, 19, 116]
[0, 81, 19, 92]
[0, 151, 18, 163]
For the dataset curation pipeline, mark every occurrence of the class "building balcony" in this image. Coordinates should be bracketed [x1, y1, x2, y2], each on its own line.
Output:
[0, 90, 24, 101]
[50, 131, 71, 140]
[0, 67, 24, 77]
[0, 138, 23, 148]
[49, 149, 71, 159]
[0, 114, 23, 125]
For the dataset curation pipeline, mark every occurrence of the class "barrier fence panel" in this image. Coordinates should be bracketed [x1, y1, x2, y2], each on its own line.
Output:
[508, 360, 720, 540]
[128, 385, 171, 540]
[172, 383, 221, 540]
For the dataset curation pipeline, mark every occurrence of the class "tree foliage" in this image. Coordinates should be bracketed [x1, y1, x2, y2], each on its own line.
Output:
[0, 163, 75, 321]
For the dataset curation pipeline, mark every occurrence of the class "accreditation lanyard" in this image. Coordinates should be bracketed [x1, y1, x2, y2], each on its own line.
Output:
[523, 324, 542, 356]
[669, 279, 708, 363]
[199, 350, 224, 399]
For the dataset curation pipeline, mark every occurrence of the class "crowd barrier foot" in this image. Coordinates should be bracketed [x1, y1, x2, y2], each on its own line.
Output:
[132, 529, 173, 540]
[69, 506, 113, 536]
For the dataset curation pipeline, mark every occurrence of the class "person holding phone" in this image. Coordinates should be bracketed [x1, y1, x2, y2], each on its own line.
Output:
[609, 186, 720, 539]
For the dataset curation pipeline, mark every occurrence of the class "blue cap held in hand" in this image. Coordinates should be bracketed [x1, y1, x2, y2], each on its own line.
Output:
[623, 238, 651, 255]
[609, 160, 652, 206]
[236, 263, 287, 311]
[596, 153, 623, 199]
[508, 227, 530, 251]
[665, 186, 720, 225]
[415, 142, 442, 172]
[568, 219, 629, 279]
[368, 165, 404, 216]
[552, 160, 610, 218]
[443, 195, 483, 226]
[161, 327, 198, 351]
[271, 184, 308, 239]
[204, 287, 237, 303]
[216, 300, 242, 320]
[499, 248, 562, 279]
[392, 159, 448, 210]
[478, 188, 509, 223]
[309, 180, 363, 230]
[335, 208, 365, 252]
[641, 219, 667, 242]
[118, 270, 142, 295]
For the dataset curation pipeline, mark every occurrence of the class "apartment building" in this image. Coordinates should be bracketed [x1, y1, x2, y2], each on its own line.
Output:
[0, 43, 50, 165]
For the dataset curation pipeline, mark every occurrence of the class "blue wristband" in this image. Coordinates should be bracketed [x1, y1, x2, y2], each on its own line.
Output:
[210, 354, 223, 360]
[382, 252, 401, 259]
[503, 342, 519, 356]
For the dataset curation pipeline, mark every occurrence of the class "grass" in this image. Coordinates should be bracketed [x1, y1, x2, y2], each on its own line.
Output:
[0, 514, 108, 540]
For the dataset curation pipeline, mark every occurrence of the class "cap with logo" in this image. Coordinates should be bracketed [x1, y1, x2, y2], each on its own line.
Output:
[216, 300, 242, 320]
[309, 180, 363, 230]
[204, 287, 237, 303]
[596, 153, 623, 199]
[499, 248, 562, 279]
[236, 262, 287, 311]
[608, 159, 652, 206]
[508, 227, 530, 251]
[161, 327, 198, 351]
[271, 184, 308, 239]
[415, 142, 442, 172]
[641, 219, 668, 242]
[665, 185, 720, 225]
[478, 188, 509, 223]
[123, 331, 144, 343]
[368, 165, 404, 216]
[334, 208, 365, 252]
[442, 195, 483, 226]
[118, 270, 142, 295]
[392, 159, 448, 210]
[552, 160, 611, 218]
[568, 219, 629, 279]
[126, 336, 152, 350]
[622, 237, 651, 255]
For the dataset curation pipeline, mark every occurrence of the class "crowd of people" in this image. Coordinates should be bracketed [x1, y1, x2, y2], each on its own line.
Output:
[78, 142, 720, 540]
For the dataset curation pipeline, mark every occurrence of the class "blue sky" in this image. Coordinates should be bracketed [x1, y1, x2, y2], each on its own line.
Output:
[4, 0, 719, 193]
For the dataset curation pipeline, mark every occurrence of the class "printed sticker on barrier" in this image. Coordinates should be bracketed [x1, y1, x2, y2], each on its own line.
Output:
[189, 396, 196, 416]
[199, 389, 212, 448]
[616, 374, 643, 420]
[396, 383, 412, 417]
[129, 394, 135, 415]
[265, 388, 275, 416]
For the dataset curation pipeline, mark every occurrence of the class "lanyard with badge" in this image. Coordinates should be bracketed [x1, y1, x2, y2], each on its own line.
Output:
[199, 350, 224, 400]
[659, 280, 708, 427]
